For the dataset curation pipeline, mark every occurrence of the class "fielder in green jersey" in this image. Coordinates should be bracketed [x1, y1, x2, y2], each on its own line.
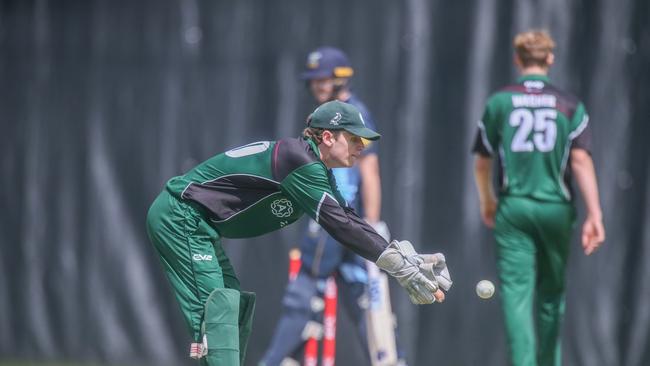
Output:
[146, 101, 450, 366]
[472, 30, 605, 366]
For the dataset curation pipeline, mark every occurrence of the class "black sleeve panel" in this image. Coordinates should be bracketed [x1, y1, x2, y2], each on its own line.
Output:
[472, 129, 492, 156]
[571, 122, 593, 153]
[272, 138, 319, 182]
[545, 84, 579, 121]
[317, 194, 388, 262]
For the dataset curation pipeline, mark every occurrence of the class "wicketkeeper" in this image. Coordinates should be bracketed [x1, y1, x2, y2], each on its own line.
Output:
[261, 46, 393, 366]
[146, 100, 451, 366]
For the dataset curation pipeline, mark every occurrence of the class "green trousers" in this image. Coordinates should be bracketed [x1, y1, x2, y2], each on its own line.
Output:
[494, 196, 575, 366]
[147, 190, 240, 341]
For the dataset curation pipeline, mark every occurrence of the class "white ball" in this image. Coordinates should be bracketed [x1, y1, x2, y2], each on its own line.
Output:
[476, 280, 495, 299]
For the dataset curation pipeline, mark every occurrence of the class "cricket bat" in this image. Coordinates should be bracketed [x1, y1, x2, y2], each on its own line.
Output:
[366, 261, 398, 366]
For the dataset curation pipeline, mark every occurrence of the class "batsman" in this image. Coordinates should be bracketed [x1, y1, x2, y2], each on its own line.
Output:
[146, 101, 451, 365]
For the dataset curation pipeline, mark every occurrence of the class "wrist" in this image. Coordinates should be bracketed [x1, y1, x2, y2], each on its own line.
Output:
[364, 217, 378, 224]
[480, 196, 497, 205]
[587, 211, 603, 221]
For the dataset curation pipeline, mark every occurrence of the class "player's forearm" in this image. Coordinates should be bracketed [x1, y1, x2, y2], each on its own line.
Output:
[359, 154, 382, 222]
[570, 149, 603, 220]
[473, 155, 496, 203]
[319, 206, 388, 261]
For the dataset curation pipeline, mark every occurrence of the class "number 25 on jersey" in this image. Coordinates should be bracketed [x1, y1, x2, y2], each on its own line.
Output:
[509, 108, 557, 152]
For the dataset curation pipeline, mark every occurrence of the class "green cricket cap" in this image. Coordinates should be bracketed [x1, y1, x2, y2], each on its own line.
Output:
[307, 101, 381, 141]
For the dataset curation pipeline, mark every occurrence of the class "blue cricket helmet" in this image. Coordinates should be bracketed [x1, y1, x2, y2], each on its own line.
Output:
[301, 46, 354, 80]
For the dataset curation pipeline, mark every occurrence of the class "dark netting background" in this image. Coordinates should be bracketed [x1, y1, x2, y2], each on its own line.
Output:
[1, 0, 649, 365]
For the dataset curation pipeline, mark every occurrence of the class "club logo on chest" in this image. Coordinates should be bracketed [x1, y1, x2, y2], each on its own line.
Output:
[271, 198, 294, 218]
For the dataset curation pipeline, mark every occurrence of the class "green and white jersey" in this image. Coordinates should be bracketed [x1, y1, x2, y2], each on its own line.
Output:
[473, 75, 592, 203]
[166, 137, 387, 261]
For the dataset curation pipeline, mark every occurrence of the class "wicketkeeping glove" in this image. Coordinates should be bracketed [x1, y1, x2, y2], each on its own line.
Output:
[418, 253, 453, 291]
[375, 240, 445, 304]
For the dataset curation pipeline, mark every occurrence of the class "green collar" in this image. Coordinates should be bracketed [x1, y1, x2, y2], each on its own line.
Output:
[517, 74, 550, 83]
[305, 137, 323, 162]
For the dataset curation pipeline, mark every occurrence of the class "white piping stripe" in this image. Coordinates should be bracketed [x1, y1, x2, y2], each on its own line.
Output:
[569, 114, 589, 140]
[559, 114, 589, 200]
[180, 182, 194, 199]
[499, 146, 508, 189]
[201, 173, 281, 186]
[315, 192, 336, 224]
[477, 120, 494, 155]
[181, 173, 281, 199]
[559, 141, 572, 200]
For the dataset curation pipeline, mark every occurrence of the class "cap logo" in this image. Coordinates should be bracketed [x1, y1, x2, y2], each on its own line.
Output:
[358, 112, 365, 125]
[307, 51, 322, 69]
[330, 112, 342, 125]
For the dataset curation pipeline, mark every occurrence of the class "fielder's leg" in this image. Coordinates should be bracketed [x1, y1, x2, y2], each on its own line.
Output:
[534, 203, 574, 366]
[213, 238, 241, 291]
[202, 288, 241, 365]
[239, 291, 256, 365]
[147, 191, 242, 364]
[494, 198, 537, 366]
[147, 191, 226, 342]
